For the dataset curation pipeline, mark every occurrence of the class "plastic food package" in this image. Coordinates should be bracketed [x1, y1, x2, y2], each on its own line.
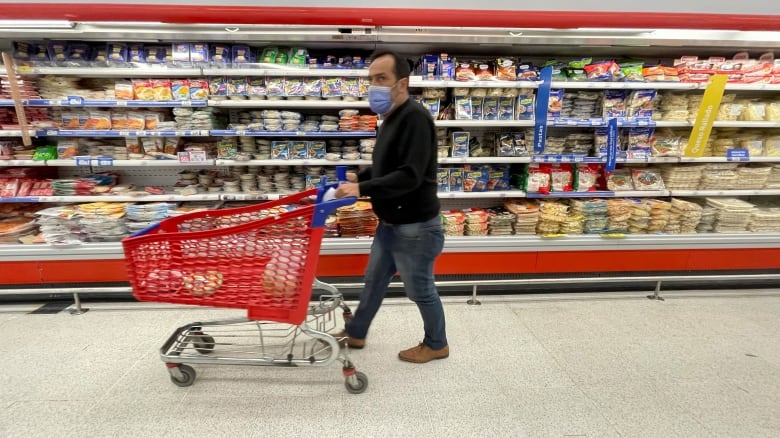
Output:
[631, 168, 665, 191]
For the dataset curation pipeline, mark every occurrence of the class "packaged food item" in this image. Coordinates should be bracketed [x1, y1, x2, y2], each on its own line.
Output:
[421, 99, 441, 119]
[449, 168, 464, 192]
[652, 129, 682, 157]
[548, 89, 563, 118]
[575, 163, 601, 192]
[85, 111, 112, 130]
[584, 60, 621, 81]
[143, 46, 167, 64]
[152, 80, 173, 101]
[498, 97, 515, 120]
[189, 79, 209, 100]
[284, 77, 305, 98]
[487, 166, 511, 191]
[57, 139, 80, 159]
[627, 89, 657, 118]
[230, 45, 253, 65]
[47, 41, 67, 64]
[61, 112, 82, 129]
[111, 112, 128, 130]
[127, 112, 146, 130]
[454, 97, 473, 120]
[106, 43, 127, 64]
[145, 113, 161, 130]
[463, 169, 488, 192]
[209, 44, 231, 66]
[741, 101, 767, 121]
[265, 77, 285, 99]
[631, 168, 665, 190]
[209, 76, 228, 97]
[133, 80, 154, 101]
[516, 92, 535, 120]
[603, 90, 628, 119]
[483, 97, 499, 121]
[517, 64, 539, 81]
[621, 61, 645, 82]
[495, 58, 517, 81]
[455, 62, 477, 81]
[172, 43, 191, 65]
[550, 163, 574, 192]
[271, 141, 289, 160]
[65, 43, 90, 65]
[290, 141, 308, 159]
[525, 164, 552, 194]
[606, 168, 634, 191]
[437, 168, 450, 192]
[227, 77, 248, 97]
[451, 132, 470, 158]
[114, 81, 134, 101]
[171, 80, 190, 101]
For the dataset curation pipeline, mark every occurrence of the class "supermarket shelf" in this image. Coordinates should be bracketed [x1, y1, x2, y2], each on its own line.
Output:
[17, 66, 202, 77]
[208, 99, 369, 108]
[713, 121, 780, 128]
[671, 190, 780, 197]
[437, 190, 526, 199]
[679, 156, 780, 163]
[0, 193, 283, 203]
[46, 159, 210, 167]
[409, 77, 539, 88]
[53, 130, 211, 137]
[203, 67, 368, 77]
[724, 83, 780, 91]
[439, 157, 531, 164]
[0, 130, 47, 137]
[0, 99, 208, 108]
[654, 121, 692, 127]
[210, 130, 376, 137]
[548, 118, 656, 127]
[549, 81, 698, 90]
[5, 233, 780, 262]
[215, 159, 370, 166]
[0, 160, 45, 167]
[527, 190, 671, 198]
[436, 120, 535, 128]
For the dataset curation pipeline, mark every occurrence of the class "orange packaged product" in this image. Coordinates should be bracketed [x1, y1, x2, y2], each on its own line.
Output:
[145, 113, 161, 130]
[152, 79, 173, 101]
[133, 79, 154, 101]
[84, 111, 112, 130]
[61, 112, 81, 129]
[111, 112, 128, 130]
[114, 81, 134, 100]
[642, 66, 665, 82]
[127, 112, 146, 130]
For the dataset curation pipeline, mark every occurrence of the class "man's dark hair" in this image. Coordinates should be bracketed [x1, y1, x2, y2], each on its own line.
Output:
[369, 50, 412, 80]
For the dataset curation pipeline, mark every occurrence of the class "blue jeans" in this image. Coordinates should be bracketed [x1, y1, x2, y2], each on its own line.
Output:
[346, 216, 447, 350]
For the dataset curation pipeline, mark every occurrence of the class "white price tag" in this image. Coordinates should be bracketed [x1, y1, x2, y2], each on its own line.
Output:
[188, 151, 208, 162]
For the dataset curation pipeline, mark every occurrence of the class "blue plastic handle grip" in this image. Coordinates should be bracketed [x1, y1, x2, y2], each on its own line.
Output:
[129, 223, 160, 237]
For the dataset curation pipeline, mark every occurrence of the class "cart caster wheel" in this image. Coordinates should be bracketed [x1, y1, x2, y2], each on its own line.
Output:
[345, 371, 368, 394]
[193, 336, 215, 355]
[170, 364, 196, 387]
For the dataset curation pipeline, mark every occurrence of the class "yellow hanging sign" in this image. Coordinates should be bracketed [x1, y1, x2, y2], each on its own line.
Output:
[684, 74, 728, 157]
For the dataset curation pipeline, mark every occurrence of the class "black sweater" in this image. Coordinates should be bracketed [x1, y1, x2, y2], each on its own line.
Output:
[358, 99, 441, 224]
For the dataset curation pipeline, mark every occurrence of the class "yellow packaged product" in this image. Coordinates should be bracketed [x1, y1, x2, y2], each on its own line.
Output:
[133, 79, 154, 100]
[741, 101, 767, 121]
[767, 103, 780, 122]
[152, 79, 173, 101]
[84, 111, 112, 130]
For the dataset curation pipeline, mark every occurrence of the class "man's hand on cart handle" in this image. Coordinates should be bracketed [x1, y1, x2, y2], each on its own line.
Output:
[335, 182, 360, 199]
[346, 172, 358, 183]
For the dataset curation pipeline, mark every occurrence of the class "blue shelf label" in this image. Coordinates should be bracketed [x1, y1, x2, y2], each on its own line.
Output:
[75, 156, 92, 166]
[96, 157, 114, 166]
[605, 118, 619, 173]
[67, 96, 84, 106]
[727, 148, 750, 161]
[533, 67, 553, 154]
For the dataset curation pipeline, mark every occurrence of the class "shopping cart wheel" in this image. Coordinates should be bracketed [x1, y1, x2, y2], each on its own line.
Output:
[193, 335, 216, 355]
[170, 364, 196, 387]
[345, 371, 368, 394]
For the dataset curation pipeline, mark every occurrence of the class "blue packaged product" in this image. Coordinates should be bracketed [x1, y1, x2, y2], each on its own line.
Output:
[451, 131, 470, 158]
[210, 44, 231, 66]
[483, 97, 499, 121]
[498, 97, 515, 120]
[65, 44, 90, 64]
[290, 141, 309, 159]
[516, 92, 535, 120]
[308, 141, 326, 159]
[449, 168, 464, 192]
[190, 43, 208, 66]
[437, 168, 451, 192]
[172, 43, 191, 65]
[548, 89, 564, 119]
[127, 44, 144, 63]
[470, 97, 484, 120]
[106, 43, 127, 64]
[12, 42, 32, 61]
[421, 54, 438, 79]
[47, 41, 67, 64]
[231, 45, 253, 64]
[627, 89, 658, 119]
[271, 141, 290, 160]
[603, 90, 628, 119]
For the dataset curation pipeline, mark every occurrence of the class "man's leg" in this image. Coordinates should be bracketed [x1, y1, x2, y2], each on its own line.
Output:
[345, 223, 397, 340]
[389, 217, 447, 351]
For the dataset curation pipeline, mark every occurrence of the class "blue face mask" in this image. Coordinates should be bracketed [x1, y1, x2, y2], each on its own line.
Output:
[368, 85, 394, 115]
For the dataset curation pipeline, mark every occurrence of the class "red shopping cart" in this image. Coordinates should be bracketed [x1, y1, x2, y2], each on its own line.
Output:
[122, 173, 367, 393]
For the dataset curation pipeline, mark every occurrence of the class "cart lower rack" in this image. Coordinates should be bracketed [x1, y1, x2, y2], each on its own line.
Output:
[122, 180, 367, 393]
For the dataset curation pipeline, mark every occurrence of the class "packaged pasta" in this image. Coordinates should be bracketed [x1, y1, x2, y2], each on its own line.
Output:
[631, 168, 665, 190]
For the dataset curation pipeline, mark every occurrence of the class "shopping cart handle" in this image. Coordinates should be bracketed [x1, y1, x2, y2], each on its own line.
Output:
[312, 196, 357, 228]
[129, 223, 160, 238]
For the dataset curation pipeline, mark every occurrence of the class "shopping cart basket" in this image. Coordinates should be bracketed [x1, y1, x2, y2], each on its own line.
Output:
[122, 174, 368, 393]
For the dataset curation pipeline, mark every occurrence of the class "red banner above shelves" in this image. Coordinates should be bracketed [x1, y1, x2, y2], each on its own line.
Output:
[0, 4, 778, 31]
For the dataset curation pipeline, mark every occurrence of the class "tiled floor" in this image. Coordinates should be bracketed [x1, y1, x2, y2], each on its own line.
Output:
[1, 289, 779, 438]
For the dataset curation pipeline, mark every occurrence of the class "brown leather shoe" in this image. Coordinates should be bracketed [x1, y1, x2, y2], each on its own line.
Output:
[398, 343, 449, 363]
[335, 330, 365, 349]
